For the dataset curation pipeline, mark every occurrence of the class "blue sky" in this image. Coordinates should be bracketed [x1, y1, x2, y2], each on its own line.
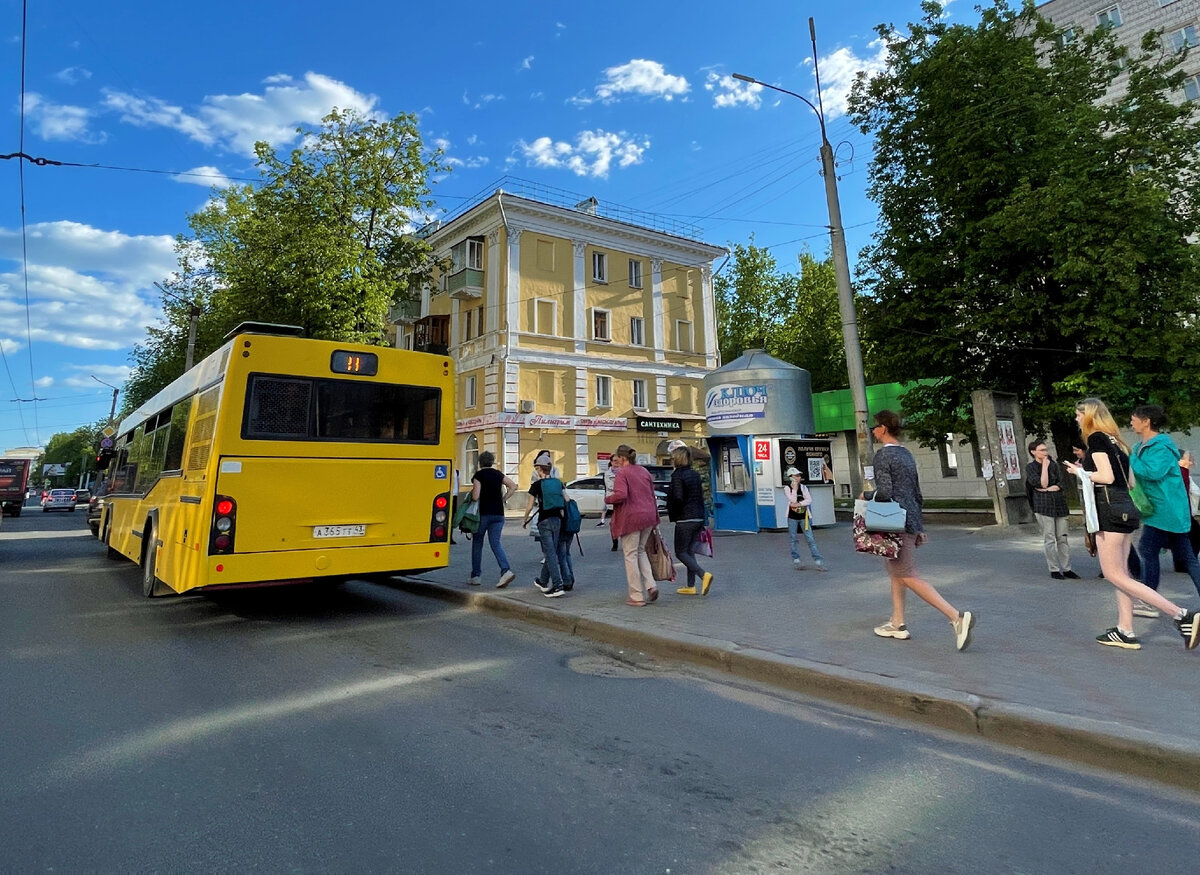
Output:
[0, 0, 971, 451]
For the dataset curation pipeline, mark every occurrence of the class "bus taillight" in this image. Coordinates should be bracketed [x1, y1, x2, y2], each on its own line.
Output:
[430, 493, 450, 541]
[210, 494, 238, 554]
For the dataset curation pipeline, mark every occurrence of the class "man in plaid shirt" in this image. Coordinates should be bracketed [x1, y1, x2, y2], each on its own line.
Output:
[1026, 439, 1079, 580]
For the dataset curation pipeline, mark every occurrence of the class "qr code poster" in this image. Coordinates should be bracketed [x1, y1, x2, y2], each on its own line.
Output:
[807, 457, 824, 482]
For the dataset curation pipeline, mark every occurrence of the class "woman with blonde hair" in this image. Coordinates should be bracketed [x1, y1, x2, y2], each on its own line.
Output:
[1064, 398, 1199, 650]
[604, 445, 661, 606]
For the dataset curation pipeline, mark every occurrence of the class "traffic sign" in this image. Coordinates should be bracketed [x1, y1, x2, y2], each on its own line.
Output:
[102, 425, 115, 438]
[100, 438, 113, 449]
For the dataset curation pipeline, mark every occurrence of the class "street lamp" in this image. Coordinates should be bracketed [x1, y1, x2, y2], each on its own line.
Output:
[734, 17, 874, 493]
[91, 375, 120, 427]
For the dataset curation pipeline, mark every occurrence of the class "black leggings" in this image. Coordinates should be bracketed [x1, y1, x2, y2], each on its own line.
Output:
[674, 520, 706, 586]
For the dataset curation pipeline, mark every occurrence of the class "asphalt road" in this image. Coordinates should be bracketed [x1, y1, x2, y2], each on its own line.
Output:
[2, 510, 1199, 873]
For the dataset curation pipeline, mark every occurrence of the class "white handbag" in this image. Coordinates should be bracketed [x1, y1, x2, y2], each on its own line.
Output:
[863, 498, 907, 533]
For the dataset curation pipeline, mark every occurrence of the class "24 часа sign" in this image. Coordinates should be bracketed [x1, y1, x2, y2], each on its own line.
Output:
[705, 384, 768, 429]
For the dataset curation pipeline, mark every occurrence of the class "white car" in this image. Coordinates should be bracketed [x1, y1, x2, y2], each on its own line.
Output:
[41, 488, 77, 512]
[564, 476, 666, 516]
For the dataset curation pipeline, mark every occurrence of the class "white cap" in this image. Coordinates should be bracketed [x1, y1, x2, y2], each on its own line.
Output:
[666, 439, 688, 452]
[533, 450, 552, 467]
[785, 467, 801, 478]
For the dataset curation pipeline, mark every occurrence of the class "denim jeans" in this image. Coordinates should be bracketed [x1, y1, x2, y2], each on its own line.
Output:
[470, 514, 510, 579]
[788, 516, 823, 562]
[536, 528, 574, 589]
[674, 520, 706, 586]
[536, 517, 566, 591]
[1138, 525, 1200, 596]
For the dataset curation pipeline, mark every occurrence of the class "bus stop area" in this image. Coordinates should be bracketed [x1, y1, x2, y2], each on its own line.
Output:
[391, 518, 1200, 792]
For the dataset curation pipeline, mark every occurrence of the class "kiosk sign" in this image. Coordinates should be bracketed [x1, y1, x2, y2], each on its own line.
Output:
[705, 384, 768, 428]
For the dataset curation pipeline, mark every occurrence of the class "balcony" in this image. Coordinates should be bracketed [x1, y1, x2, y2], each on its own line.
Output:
[388, 297, 421, 325]
[445, 268, 484, 300]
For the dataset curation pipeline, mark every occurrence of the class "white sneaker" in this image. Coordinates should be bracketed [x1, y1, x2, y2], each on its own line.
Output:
[952, 611, 977, 651]
[793, 558, 803, 570]
[468, 577, 481, 586]
[1132, 600, 1160, 619]
[814, 561, 828, 572]
[874, 621, 910, 640]
[496, 570, 515, 589]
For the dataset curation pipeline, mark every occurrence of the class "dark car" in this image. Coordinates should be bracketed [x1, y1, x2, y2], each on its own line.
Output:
[86, 495, 104, 535]
[643, 464, 674, 490]
[74, 488, 92, 504]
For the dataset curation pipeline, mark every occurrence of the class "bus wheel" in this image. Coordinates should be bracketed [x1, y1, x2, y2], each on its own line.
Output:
[141, 524, 164, 598]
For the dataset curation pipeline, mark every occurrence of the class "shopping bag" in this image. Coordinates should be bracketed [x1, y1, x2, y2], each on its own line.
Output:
[863, 497, 906, 533]
[452, 498, 479, 535]
[695, 526, 714, 558]
[853, 500, 901, 559]
[646, 527, 677, 581]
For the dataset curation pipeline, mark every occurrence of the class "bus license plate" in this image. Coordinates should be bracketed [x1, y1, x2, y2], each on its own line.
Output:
[313, 524, 366, 539]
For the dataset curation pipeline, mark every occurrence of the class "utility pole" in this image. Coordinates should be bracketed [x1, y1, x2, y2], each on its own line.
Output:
[733, 16, 874, 494]
[185, 303, 200, 372]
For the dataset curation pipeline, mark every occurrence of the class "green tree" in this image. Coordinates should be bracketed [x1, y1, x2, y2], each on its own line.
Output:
[848, 0, 1200, 451]
[40, 426, 97, 486]
[126, 108, 445, 412]
[716, 241, 849, 391]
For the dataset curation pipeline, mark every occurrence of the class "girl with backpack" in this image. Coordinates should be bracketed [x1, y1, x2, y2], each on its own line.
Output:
[523, 460, 570, 598]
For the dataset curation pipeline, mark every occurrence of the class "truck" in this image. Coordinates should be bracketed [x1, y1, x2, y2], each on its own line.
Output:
[0, 458, 32, 517]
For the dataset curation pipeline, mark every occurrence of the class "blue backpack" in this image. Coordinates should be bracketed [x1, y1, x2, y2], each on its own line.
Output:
[539, 477, 565, 512]
[563, 497, 582, 535]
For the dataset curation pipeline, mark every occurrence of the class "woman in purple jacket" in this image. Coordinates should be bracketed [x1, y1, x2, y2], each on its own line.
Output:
[605, 445, 661, 606]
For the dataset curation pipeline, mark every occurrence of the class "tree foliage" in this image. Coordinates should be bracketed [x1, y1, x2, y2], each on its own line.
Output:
[39, 425, 100, 485]
[125, 108, 445, 414]
[715, 241, 849, 391]
[848, 0, 1200, 450]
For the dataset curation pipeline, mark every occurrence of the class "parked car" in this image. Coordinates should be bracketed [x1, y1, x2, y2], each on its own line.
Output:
[74, 488, 92, 504]
[564, 476, 667, 516]
[41, 488, 77, 512]
[86, 495, 105, 534]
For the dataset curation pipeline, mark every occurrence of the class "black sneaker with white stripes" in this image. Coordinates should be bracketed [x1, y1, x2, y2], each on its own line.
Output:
[1096, 627, 1141, 650]
[1175, 610, 1200, 650]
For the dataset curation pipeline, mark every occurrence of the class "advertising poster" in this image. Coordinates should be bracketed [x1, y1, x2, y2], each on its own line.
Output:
[997, 419, 1021, 479]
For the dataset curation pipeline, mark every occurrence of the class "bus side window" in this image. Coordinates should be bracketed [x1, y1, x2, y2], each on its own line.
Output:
[163, 401, 191, 471]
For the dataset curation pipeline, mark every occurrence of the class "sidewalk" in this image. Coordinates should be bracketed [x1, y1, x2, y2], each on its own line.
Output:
[392, 519, 1200, 792]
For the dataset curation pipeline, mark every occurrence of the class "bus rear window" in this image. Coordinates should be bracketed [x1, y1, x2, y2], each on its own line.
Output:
[243, 374, 440, 443]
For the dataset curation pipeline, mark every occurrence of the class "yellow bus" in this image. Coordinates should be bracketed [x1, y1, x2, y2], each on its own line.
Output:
[100, 323, 455, 597]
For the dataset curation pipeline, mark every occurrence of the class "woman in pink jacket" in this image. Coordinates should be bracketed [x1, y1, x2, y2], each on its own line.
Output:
[605, 444, 661, 606]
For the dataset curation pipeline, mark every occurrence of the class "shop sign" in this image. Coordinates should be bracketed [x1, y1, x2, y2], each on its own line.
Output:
[636, 416, 682, 432]
[456, 412, 627, 433]
[705, 383, 768, 428]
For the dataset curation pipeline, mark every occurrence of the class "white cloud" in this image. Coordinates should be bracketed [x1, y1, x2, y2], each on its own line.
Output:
[23, 93, 103, 142]
[102, 72, 379, 156]
[705, 73, 763, 109]
[173, 165, 232, 188]
[61, 364, 132, 389]
[521, 55, 534, 70]
[518, 130, 648, 178]
[807, 38, 889, 120]
[462, 91, 505, 110]
[54, 66, 92, 84]
[34, 375, 54, 388]
[592, 59, 689, 104]
[0, 222, 173, 351]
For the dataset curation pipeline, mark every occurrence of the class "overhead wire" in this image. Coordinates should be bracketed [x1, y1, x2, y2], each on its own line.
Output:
[8, 0, 36, 446]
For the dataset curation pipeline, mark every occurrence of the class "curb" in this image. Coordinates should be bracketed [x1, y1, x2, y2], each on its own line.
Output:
[387, 577, 1200, 794]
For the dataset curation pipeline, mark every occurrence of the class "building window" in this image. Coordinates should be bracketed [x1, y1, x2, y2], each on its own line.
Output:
[463, 434, 479, 483]
[1160, 0, 1182, 6]
[465, 375, 477, 409]
[675, 320, 694, 353]
[592, 308, 611, 341]
[450, 237, 484, 271]
[632, 379, 647, 410]
[475, 306, 485, 337]
[595, 375, 612, 408]
[463, 309, 474, 342]
[1186, 75, 1200, 101]
[535, 298, 556, 335]
[1169, 25, 1198, 53]
[938, 434, 959, 478]
[630, 316, 645, 346]
[1055, 26, 1078, 48]
[1095, 5, 1122, 28]
[538, 370, 557, 405]
[628, 259, 643, 288]
[592, 251, 608, 283]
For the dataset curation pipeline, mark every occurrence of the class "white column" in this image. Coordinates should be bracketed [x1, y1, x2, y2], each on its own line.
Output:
[656, 376, 668, 412]
[573, 240, 587, 353]
[575, 429, 590, 478]
[650, 258, 665, 363]
[486, 228, 502, 336]
[505, 227, 522, 353]
[700, 264, 718, 368]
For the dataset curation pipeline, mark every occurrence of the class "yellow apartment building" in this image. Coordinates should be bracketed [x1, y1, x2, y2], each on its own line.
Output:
[393, 184, 727, 485]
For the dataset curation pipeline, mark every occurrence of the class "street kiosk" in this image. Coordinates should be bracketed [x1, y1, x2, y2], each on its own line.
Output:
[703, 350, 835, 532]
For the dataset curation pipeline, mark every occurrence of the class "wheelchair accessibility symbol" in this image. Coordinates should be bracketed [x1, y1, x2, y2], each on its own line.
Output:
[434, 465, 448, 479]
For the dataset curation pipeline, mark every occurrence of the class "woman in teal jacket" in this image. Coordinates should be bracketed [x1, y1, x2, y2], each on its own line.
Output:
[1130, 405, 1200, 603]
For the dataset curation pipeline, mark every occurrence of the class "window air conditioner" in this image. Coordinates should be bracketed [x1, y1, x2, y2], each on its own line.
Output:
[519, 400, 536, 413]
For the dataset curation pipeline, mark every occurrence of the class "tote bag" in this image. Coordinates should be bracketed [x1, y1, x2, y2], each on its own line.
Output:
[695, 526, 715, 558]
[646, 527, 677, 581]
